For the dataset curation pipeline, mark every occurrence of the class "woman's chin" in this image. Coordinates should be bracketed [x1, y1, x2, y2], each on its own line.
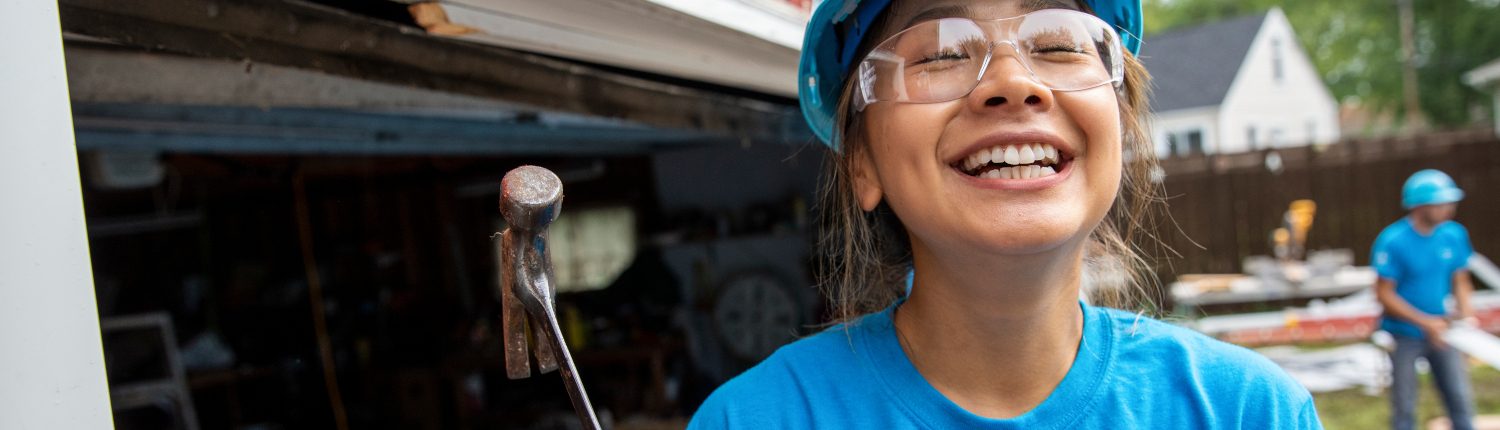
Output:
[941, 219, 1090, 257]
[976, 232, 1080, 256]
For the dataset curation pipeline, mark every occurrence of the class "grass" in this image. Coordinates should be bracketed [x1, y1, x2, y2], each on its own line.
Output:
[1314, 364, 1500, 429]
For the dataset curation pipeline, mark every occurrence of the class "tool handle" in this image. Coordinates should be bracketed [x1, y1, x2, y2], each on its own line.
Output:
[541, 309, 602, 430]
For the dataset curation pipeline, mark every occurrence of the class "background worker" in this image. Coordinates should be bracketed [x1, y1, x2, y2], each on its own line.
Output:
[1371, 169, 1478, 430]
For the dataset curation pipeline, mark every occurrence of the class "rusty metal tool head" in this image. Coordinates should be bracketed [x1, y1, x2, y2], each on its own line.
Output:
[500, 166, 560, 379]
[498, 165, 601, 430]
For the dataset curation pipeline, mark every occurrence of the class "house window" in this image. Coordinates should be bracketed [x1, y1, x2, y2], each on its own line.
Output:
[1166, 129, 1205, 157]
[1271, 38, 1284, 84]
[1247, 126, 1258, 150]
[1306, 120, 1317, 144]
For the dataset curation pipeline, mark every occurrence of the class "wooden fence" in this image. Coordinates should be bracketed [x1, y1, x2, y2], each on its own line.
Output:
[1148, 127, 1500, 284]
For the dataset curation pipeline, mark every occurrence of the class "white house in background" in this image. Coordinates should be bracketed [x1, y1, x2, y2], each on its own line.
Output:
[1465, 56, 1500, 136]
[1142, 7, 1340, 158]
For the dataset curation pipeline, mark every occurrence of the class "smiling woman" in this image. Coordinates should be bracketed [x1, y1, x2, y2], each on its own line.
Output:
[686, 0, 1324, 429]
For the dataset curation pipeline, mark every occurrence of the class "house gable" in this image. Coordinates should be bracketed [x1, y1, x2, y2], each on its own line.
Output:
[1217, 7, 1341, 153]
[1142, 12, 1265, 156]
[1142, 13, 1266, 113]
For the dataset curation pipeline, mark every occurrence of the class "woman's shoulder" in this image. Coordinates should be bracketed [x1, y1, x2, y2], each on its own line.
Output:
[1093, 307, 1318, 425]
[688, 320, 881, 429]
[708, 323, 867, 394]
[1098, 307, 1299, 383]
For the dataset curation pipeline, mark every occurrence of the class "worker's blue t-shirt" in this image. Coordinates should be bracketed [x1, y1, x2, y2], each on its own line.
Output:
[1371, 218, 1473, 338]
[688, 302, 1320, 429]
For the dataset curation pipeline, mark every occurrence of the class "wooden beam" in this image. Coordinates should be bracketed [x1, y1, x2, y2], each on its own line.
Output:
[415, 0, 801, 96]
[59, 0, 810, 144]
[71, 103, 725, 155]
[407, 3, 476, 36]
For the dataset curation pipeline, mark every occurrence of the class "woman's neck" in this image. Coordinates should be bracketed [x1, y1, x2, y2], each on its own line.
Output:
[895, 241, 1087, 419]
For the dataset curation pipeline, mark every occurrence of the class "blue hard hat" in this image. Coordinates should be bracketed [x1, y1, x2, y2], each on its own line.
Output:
[798, 0, 1144, 149]
[1402, 169, 1464, 209]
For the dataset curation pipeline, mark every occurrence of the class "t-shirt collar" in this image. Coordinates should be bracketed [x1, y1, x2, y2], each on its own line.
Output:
[853, 300, 1115, 429]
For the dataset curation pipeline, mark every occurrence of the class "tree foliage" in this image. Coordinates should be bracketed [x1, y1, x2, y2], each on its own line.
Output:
[1143, 0, 1500, 130]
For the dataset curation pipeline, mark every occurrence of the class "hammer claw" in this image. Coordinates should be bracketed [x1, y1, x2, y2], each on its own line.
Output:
[530, 313, 560, 374]
[501, 253, 532, 380]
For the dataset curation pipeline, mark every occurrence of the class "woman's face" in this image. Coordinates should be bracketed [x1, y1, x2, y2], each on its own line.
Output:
[853, 0, 1122, 258]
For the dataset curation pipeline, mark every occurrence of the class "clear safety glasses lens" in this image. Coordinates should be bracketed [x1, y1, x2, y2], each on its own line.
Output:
[853, 9, 1124, 111]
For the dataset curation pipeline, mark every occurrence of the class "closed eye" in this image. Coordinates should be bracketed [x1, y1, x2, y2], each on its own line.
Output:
[1033, 43, 1086, 54]
[913, 50, 970, 65]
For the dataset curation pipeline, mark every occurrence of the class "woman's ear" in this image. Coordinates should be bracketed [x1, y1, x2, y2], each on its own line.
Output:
[851, 149, 883, 212]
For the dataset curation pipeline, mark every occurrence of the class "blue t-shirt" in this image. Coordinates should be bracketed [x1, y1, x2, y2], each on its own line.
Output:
[1371, 218, 1473, 338]
[689, 302, 1320, 429]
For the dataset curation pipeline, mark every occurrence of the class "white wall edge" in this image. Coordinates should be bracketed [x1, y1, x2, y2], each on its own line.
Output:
[0, 0, 115, 428]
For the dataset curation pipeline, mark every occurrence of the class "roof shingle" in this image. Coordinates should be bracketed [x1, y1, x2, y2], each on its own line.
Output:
[1140, 13, 1268, 112]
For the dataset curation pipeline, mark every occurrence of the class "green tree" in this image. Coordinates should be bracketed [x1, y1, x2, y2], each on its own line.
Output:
[1143, 0, 1500, 131]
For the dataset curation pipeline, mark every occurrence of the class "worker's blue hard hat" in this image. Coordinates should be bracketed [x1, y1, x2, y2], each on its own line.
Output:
[1402, 169, 1464, 209]
[798, 0, 1143, 149]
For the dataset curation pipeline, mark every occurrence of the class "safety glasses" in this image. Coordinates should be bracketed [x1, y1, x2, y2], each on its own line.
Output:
[853, 9, 1126, 111]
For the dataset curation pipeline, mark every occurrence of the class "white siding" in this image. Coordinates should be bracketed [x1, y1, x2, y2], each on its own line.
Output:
[1462, 57, 1500, 136]
[1152, 107, 1219, 157]
[1218, 8, 1340, 153]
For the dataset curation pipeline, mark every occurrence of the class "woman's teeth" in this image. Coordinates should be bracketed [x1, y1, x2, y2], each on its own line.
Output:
[979, 164, 1056, 179]
[960, 143, 1063, 179]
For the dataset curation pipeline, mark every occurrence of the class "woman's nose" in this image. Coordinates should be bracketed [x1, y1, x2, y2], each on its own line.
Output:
[965, 46, 1054, 113]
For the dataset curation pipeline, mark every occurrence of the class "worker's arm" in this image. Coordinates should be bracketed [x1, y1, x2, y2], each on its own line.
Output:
[1453, 269, 1476, 323]
[1375, 277, 1448, 337]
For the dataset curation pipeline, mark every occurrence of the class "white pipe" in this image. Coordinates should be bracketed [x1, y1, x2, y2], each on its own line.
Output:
[0, 0, 115, 428]
[1445, 326, 1500, 369]
[1469, 253, 1500, 289]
